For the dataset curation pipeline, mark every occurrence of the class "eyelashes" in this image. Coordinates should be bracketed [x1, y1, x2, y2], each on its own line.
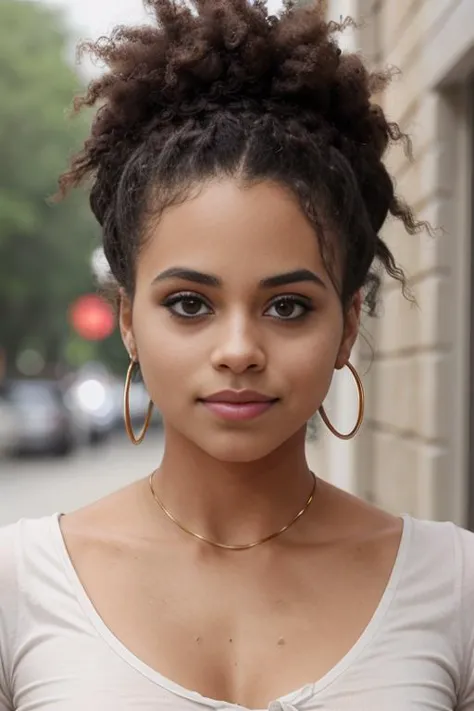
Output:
[162, 292, 208, 319]
[161, 291, 314, 322]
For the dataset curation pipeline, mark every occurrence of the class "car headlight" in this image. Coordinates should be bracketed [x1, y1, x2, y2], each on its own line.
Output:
[76, 380, 107, 413]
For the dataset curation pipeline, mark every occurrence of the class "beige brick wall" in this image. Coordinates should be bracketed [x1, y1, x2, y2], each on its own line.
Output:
[353, 0, 472, 523]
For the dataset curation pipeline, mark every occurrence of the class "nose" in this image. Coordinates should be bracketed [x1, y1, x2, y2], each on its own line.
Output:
[210, 313, 266, 374]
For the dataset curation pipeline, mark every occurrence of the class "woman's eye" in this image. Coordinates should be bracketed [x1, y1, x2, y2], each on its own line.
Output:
[163, 294, 212, 319]
[266, 297, 310, 320]
[162, 293, 311, 321]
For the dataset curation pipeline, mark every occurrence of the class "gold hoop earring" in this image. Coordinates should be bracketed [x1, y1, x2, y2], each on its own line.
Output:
[123, 360, 154, 445]
[319, 362, 365, 440]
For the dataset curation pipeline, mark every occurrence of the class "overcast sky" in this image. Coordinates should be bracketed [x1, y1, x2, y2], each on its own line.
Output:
[36, 1, 352, 77]
[35, 0, 284, 76]
[42, 0, 284, 40]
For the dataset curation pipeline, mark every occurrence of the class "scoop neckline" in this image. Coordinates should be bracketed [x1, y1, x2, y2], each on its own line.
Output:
[50, 511, 413, 711]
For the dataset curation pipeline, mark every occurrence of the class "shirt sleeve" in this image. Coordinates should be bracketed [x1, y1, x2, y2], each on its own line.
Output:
[0, 523, 18, 711]
[457, 525, 474, 710]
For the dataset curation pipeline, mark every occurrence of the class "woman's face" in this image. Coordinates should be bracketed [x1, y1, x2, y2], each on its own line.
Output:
[120, 179, 360, 462]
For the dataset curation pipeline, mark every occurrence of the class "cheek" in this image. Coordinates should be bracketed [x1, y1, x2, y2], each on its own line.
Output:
[132, 312, 202, 408]
[284, 335, 339, 408]
[282, 303, 344, 410]
[139, 345, 188, 392]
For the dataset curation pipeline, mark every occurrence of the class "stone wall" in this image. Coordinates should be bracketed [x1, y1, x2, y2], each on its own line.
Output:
[353, 0, 474, 525]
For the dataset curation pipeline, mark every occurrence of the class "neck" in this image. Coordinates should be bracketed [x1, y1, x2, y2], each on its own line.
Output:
[152, 425, 315, 546]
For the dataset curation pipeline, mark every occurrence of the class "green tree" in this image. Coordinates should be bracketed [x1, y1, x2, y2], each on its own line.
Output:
[0, 0, 107, 375]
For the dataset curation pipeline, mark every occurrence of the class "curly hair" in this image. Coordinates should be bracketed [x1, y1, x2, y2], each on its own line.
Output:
[58, 0, 428, 315]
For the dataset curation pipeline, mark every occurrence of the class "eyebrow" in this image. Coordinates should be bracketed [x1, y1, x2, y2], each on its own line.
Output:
[152, 267, 326, 289]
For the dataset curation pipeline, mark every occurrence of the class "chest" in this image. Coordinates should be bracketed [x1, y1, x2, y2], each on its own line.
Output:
[14, 583, 460, 711]
[63, 534, 401, 709]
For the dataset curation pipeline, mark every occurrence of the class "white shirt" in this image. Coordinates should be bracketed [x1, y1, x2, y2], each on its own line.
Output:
[0, 513, 473, 711]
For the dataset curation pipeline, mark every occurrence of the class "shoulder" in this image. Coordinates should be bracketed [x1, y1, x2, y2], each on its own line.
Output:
[0, 514, 60, 555]
[0, 514, 63, 637]
[0, 515, 61, 602]
[389, 516, 474, 632]
[0, 522, 19, 614]
[404, 517, 474, 649]
[450, 522, 474, 612]
[0, 521, 22, 693]
[454, 522, 474, 571]
[444, 522, 474, 707]
[404, 515, 474, 585]
[406, 515, 474, 570]
[0, 516, 61, 702]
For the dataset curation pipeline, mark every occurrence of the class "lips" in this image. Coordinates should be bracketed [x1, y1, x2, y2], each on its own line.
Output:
[201, 390, 277, 404]
[198, 391, 279, 421]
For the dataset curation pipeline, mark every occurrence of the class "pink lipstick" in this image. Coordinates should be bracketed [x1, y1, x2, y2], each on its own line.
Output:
[199, 390, 278, 421]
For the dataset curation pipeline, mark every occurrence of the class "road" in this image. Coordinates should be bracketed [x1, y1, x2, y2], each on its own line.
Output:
[0, 430, 165, 527]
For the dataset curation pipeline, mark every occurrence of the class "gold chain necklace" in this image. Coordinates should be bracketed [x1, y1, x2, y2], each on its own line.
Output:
[148, 471, 317, 551]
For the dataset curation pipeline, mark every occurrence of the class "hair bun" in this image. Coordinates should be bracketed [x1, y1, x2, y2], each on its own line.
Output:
[75, 0, 390, 154]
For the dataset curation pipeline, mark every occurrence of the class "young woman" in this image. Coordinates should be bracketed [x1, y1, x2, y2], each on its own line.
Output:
[1, 1, 473, 709]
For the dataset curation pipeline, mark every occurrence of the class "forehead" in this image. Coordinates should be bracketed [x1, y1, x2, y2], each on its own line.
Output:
[138, 180, 327, 283]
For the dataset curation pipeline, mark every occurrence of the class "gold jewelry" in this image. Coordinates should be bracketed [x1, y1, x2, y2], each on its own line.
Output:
[148, 471, 317, 551]
[319, 361, 365, 440]
[123, 359, 154, 445]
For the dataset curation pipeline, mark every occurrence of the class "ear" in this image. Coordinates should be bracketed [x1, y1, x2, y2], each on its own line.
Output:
[335, 291, 362, 370]
[119, 289, 136, 360]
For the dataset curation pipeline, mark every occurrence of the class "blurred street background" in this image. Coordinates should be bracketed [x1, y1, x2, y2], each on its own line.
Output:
[0, 0, 168, 527]
[0, 432, 163, 527]
[2, 0, 474, 530]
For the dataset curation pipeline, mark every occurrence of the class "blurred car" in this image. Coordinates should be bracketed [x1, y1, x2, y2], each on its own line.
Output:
[65, 375, 116, 446]
[111, 380, 162, 433]
[5, 379, 78, 457]
[0, 392, 20, 458]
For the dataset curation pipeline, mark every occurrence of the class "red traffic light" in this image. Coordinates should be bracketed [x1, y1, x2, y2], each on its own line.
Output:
[70, 294, 115, 341]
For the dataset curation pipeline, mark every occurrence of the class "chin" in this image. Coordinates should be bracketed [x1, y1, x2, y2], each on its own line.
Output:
[164, 413, 310, 463]
[204, 446, 277, 464]
[193, 427, 302, 463]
